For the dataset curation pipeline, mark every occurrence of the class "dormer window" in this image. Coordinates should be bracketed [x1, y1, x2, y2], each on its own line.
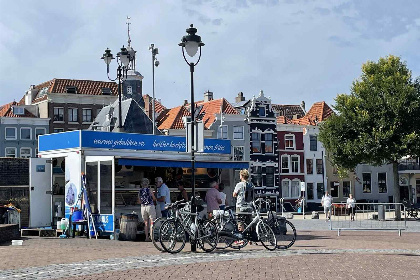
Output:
[259, 106, 266, 117]
[102, 88, 112, 95]
[66, 86, 77, 94]
[12, 106, 24, 115]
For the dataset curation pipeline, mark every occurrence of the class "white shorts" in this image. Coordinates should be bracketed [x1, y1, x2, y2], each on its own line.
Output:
[141, 205, 156, 221]
[324, 206, 331, 213]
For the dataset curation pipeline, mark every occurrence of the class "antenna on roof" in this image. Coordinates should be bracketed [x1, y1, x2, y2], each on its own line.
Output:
[126, 16, 132, 47]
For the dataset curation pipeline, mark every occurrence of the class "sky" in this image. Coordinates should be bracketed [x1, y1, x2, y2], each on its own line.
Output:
[1, 0, 420, 111]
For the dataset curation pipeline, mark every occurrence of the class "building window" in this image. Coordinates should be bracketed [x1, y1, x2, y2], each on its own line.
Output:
[83, 108, 92, 123]
[378, 172, 387, 193]
[317, 183, 324, 199]
[282, 180, 290, 198]
[362, 173, 372, 193]
[5, 147, 16, 158]
[233, 126, 244, 140]
[343, 181, 351, 197]
[53, 107, 64, 122]
[265, 133, 273, 153]
[68, 108, 78, 122]
[5, 127, 17, 140]
[251, 132, 261, 153]
[252, 166, 262, 187]
[316, 159, 323, 174]
[265, 166, 275, 187]
[285, 134, 295, 150]
[35, 128, 46, 139]
[291, 180, 300, 198]
[13, 106, 24, 115]
[20, 148, 32, 158]
[291, 155, 299, 173]
[330, 182, 339, 197]
[259, 106, 266, 117]
[306, 159, 313, 174]
[281, 155, 289, 173]
[307, 183, 314, 200]
[54, 128, 64, 133]
[233, 146, 244, 161]
[217, 125, 228, 139]
[20, 128, 32, 140]
[127, 86, 133, 95]
[310, 135, 317, 151]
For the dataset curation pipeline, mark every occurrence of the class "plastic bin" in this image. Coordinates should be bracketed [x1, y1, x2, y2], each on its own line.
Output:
[378, 204, 385, 221]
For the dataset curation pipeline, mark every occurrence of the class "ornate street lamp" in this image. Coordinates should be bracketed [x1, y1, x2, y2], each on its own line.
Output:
[101, 45, 133, 132]
[149, 44, 160, 135]
[179, 24, 204, 252]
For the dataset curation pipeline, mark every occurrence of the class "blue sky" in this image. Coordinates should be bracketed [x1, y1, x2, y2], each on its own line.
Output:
[1, 0, 420, 110]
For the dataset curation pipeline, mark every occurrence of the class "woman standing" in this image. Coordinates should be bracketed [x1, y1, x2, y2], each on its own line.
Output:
[139, 178, 156, 241]
[346, 194, 356, 221]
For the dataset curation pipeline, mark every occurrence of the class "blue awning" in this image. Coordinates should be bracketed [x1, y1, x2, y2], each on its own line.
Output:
[118, 159, 248, 169]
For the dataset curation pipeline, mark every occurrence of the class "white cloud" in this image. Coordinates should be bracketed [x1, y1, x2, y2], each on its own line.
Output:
[1, 0, 420, 112]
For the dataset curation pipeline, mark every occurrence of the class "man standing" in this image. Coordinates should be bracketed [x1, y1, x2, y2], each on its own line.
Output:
[155, 177, 171, 218]
[205, 181, 222, 219]
[321, 190, 333, 221]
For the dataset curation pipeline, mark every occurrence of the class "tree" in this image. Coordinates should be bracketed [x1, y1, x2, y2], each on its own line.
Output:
[319, 55, 420, 204]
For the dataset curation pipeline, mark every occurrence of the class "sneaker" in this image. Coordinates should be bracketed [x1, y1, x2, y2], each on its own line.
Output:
[233, 240, 244, 246]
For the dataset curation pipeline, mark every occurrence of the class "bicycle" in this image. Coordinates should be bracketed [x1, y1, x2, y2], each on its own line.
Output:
[256, 198, 296, 249]
[151, 200, 185, 252]
[217, 198, 277, 251]
[212, 206, 244, 249]
[159, 201, 218, 253]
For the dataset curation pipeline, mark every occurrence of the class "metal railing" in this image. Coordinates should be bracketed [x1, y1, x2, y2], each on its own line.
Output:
[329, 203, 407, 236]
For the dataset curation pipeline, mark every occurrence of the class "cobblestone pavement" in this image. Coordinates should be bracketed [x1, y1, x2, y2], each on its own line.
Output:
[1, 230, 420, 279]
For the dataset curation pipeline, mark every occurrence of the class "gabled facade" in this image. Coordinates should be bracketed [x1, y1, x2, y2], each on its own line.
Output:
[277, 122, 305, 202]
[243, 91, 279, 197]
[0, 102, 49, 158]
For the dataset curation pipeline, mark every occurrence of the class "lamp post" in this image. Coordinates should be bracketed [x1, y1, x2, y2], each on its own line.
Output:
[149, 44, 160, 134]
[101, 46, 132, 132]
[179, 24, 204, 252]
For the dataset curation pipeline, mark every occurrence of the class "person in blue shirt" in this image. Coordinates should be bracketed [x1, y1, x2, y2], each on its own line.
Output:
[155, 177, 171, 217]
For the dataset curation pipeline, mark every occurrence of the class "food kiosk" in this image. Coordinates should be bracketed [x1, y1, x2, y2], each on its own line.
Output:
[38, 130, 248, 235]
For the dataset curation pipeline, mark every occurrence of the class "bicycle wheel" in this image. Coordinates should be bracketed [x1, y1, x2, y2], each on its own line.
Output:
[216, 221, 235, 249]
[197, 220, 218, 252]
[257, 220, 277, 251]
[151, 218, 166, 252]
[273, 218, 296, 249]
[159, 219, 186, 254]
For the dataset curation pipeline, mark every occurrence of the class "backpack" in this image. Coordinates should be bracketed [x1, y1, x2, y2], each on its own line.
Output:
[243, 181, 254, 203]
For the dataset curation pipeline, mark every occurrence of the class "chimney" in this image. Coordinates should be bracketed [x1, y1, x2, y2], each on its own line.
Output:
[301, 100, 306, 112]
[143, 95, 152, 119]
[235, 92, 245, 103]
[184, 99, 188, 106]
[25, 85, 38, 105]
[204, 91, 213, 102]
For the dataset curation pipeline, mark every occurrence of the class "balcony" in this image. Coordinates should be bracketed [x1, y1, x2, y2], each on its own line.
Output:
[398, 161, 420, 171]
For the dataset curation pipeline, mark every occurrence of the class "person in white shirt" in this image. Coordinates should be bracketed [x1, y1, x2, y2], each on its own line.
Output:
[346, 194, 356, 221]
[321, 191, 333, 221]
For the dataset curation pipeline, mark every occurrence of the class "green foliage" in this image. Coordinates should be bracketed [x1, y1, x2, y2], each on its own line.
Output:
[319, 55, 420, 169]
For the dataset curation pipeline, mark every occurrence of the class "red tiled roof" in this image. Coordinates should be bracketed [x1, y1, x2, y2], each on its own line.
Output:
[158, 98, 238, 130]
[196, 98, 238, 129]
[290, 101, 334, 125]
[142, 94, 167, 113]
[0, 101, 36, 118]
[30, 78, 118, 103]
[157, 106, 190, 130]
